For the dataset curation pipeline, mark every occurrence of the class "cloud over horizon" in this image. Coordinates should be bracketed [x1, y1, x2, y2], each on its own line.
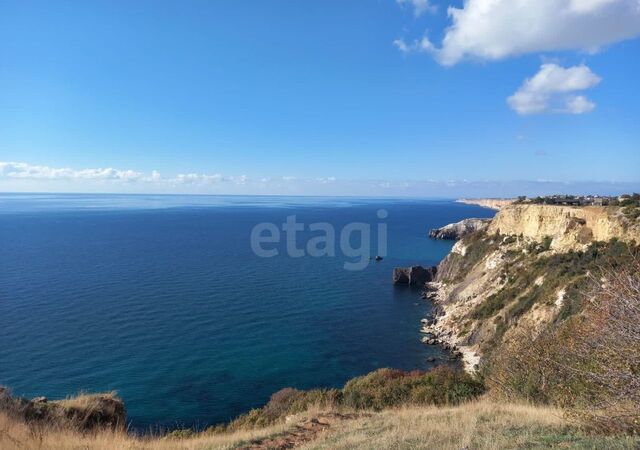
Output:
[0, 161, 247, 187]
[396, 0, 640, 65]
[1, 161, 638, 198]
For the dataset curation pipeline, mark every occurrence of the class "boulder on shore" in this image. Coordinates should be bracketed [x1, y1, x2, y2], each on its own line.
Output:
[393, 266, 437, 286]
[428, 218, 491, 240]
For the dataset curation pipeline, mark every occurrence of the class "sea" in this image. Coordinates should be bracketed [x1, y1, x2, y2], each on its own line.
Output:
[0, 194, 495, 429]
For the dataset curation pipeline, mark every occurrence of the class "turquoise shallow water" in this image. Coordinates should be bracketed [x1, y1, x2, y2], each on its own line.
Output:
[0, 194, 494, 429]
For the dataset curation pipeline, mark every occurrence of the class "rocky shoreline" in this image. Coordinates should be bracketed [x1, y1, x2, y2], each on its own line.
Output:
[408, 200, 640, 373]
[394, 212, 501, 371]
[418, 281, 481, 372]
[392, 264, 477, 370]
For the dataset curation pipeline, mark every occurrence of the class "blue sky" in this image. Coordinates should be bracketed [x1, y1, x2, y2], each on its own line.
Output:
[1, 0, 639, 196]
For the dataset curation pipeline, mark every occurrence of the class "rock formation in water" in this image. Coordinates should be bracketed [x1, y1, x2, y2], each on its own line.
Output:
[393, 265, 437, 286]
[429, 218, 491, 240]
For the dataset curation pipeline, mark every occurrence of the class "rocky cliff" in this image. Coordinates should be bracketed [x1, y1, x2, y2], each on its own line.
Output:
[488, 204, 640, 251]
[456, 198, 514, 210]
[429, 218, 491, 240]
[421, 203, 640, 372]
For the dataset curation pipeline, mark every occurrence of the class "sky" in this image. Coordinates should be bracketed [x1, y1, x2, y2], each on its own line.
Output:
[1, 0, 639, 197]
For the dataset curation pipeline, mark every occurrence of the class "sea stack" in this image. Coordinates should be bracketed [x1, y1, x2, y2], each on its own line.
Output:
[392, 265, 437, 286]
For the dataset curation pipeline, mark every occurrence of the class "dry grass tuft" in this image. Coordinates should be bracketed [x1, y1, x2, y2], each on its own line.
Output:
[0, 409, 298, 450]
[299, 399, 639, 450]
[2, 398, 638, 450]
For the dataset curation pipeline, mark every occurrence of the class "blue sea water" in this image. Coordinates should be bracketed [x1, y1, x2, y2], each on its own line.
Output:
[0, 194, 494, 429]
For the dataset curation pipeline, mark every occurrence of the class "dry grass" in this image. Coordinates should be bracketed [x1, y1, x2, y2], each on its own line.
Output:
[1, 399, 638, 450]
[0, 410, 295, 450]
[52, 392, 118, 410]
[299, 399, 639, 450]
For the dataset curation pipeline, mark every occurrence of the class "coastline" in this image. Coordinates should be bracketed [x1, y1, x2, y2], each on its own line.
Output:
[420, 281, 480, 373]
[456, 198, 513, 211]
[416, 202, 505, 372]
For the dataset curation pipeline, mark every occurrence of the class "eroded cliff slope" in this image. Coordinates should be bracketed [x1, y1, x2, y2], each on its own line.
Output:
[424, 203, 640, 372]
[488, 204, 640, 251]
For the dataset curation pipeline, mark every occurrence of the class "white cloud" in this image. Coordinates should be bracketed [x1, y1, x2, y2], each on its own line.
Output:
[399, 0, 640, 65]
[565, 95, 597, 114]
[0, 161, 343, 192]
[315, 176, 336, 184]
[569, 0, 619, 13]
[507, 63, 602, 115]
[393, 36, 434, 53]
[174, 173, 226, 185]
[0, 161, 249, 186]
[0, 162, 146, 181]
[1, 161, 639, 197]
[393, 39, 411, 53]
[396, 0, 436, 16]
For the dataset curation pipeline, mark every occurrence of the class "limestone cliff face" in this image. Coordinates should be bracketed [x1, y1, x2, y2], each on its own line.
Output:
[429, 218, 491, 240]
[456, 199, 514, 210]
[487, 204, 640, 251]
[422, 204, 640, 373]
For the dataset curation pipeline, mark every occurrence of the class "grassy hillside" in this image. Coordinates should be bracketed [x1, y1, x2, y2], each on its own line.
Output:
[2, 399, 638, 450]
[301, 400, 638, 450]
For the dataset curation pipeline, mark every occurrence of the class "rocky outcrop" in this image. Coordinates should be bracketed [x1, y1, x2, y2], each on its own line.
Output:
[393, 266, 437, 286]
[429, 218, 491, 240]
[0, 387, 126, 431]
[457, 198, 514, 210]
[488, 204, 640, 252]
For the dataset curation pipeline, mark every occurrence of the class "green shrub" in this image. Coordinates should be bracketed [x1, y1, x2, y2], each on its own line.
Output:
[507, 286, 541, 319]
[472, 293, 508, 319]
[342, 366, 484, 411]
[227, 387, 341, 430]
[225, 366, 484, 431]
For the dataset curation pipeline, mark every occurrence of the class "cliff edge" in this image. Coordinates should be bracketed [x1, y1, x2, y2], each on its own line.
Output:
[456, 198, 514, 210]
[429, 218, 491, 240]
[423, 203, 640, 372]
[487, 204, 640, 251]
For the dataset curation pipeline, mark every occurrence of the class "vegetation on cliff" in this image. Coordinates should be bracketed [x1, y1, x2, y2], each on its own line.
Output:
[0, 388, 125, 432]
[301, 400, 638, 450]
[488, 257, 640, 434]
[429, 202, 640, 435]
[2, 396, 638, 449]
[224, 366, 483, 431]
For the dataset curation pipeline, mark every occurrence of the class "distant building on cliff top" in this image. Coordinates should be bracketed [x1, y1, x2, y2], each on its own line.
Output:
[517, 195, 618, 207]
